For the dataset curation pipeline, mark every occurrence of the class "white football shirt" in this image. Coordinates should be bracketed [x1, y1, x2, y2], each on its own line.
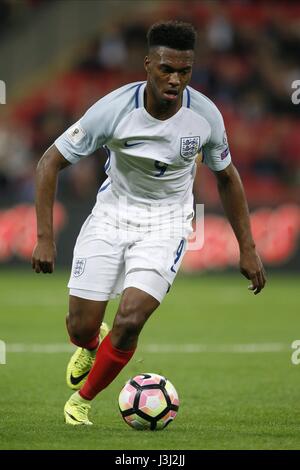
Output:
[55, 81, 231, 229]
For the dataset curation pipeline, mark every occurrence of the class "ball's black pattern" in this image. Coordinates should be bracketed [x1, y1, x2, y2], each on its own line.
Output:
[119, 374, 179, 430]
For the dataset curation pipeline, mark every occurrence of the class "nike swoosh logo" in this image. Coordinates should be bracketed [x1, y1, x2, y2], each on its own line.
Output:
[124, 141, 144, 148]
[70, 370, 90, 385]
[65, 410, 81, 423]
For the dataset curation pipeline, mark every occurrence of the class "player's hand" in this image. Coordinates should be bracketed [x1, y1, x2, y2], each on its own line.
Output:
[239, 248, 266, 295]
[31, 238, 57, 274]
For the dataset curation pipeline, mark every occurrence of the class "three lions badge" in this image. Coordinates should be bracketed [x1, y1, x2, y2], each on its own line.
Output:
[180, 136, 200, 160]
[73, 258, 86, 277]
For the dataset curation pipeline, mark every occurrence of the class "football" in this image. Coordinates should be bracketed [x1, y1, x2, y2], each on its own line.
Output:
[118, 373, 179, 430]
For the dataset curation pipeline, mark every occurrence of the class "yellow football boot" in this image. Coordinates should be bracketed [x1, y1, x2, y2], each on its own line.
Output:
[64, 391, 92, 426]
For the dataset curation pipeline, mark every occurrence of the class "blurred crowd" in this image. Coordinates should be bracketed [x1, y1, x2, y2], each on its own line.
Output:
[0, 1, 299, 209]
[0, 0, 50, 38]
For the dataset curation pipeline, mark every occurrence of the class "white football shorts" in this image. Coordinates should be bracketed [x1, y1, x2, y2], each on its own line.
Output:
[68, 211, 188, 303]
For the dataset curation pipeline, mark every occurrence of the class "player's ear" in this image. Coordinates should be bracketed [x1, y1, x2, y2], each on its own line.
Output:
[144, 56, 150, 73]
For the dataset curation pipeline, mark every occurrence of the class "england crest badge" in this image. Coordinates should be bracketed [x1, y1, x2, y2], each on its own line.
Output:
[180, 136, 200, 160]
[73, 258, 86, 277]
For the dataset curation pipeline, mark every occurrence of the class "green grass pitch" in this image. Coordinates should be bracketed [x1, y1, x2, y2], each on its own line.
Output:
[0, 269, 299, 450]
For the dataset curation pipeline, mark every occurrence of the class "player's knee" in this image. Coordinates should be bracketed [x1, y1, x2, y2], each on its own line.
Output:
[66, 311, 97, 343]
[114, 301, 146, 338]
[114, 316, 141, 339]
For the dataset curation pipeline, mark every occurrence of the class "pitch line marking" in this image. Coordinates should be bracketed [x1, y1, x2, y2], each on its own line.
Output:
[5, 343, 288, 354]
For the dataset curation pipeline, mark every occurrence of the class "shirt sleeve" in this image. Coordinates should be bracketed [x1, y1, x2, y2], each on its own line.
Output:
[202, 105, 231, 172]
[54, 98, 112, 164]
[54, 83, 139, 163]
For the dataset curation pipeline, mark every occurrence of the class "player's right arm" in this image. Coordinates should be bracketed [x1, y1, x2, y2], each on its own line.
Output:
[31, 84, 137, 273]
[32, 144, 70, 274]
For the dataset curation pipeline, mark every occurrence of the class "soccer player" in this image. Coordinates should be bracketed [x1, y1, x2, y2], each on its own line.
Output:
[32, 21, 266, 425]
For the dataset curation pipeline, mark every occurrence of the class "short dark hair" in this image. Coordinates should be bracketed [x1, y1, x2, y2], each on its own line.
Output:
[147, 20, 197, 51]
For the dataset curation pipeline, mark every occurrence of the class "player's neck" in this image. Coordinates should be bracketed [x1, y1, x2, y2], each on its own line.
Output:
[144, 87, 182, 121]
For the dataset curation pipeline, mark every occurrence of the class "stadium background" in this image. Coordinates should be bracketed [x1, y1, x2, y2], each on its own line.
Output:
[0, 0, 299, 450]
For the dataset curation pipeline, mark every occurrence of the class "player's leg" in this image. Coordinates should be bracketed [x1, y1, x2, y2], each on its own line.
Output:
[65, 285, 161, 425]
[65, 211, 125, 393]
[64, 295, 110, 425]
[67, 294, 108, 349]
[63, 208, 128, 424]
[111, 282, 162, 350]
[65, 294, 109, 391]
[78, 283, 161, 402]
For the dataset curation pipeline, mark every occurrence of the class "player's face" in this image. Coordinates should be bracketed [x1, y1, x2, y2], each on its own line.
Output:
[145, 47, 194, 106]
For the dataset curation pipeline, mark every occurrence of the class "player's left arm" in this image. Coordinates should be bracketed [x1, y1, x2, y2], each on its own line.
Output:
[214, 162, 267, 295]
